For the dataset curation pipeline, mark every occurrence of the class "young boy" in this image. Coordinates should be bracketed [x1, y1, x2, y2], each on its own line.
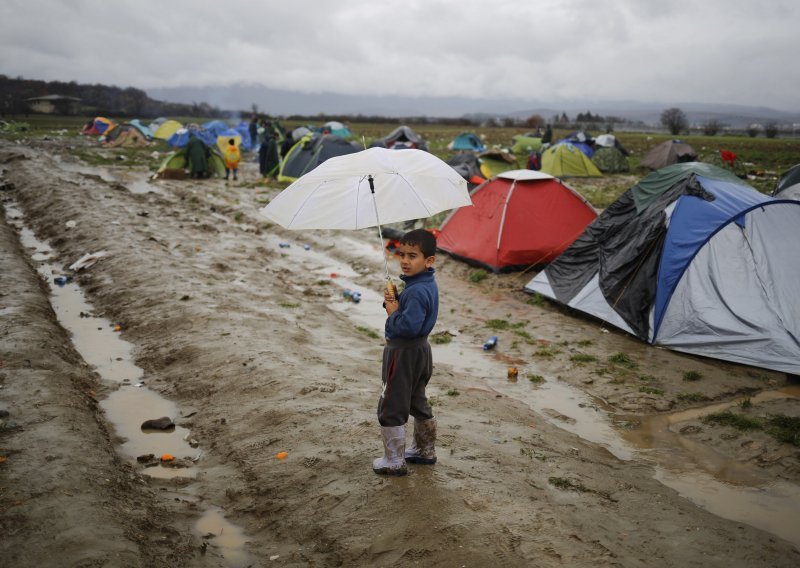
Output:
[373, 229, 439, 476]
[224, 138, 241, 181]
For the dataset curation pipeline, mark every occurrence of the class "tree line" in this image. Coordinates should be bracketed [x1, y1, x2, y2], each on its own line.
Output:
[0, 75, 227, 119]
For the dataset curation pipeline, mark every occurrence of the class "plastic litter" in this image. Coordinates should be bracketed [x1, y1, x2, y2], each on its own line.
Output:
[343, 289, 361, 303]
[276, 451, 288, 460]
[279, 242, 290, 248]
[69, 250, 108, 271]
[483, 336, 498, 350]
[53, 275, 73, 286]
[303, 244, 311, 250]
[160, 453, 175, 462]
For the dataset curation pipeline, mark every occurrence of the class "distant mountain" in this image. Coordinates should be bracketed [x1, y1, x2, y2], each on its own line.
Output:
[148, 83, 800, 128]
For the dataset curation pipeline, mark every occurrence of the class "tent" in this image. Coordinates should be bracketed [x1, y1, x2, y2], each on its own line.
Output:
[592, 146, 629, 173]
[80, 117, 115, 136]
[773, 164, 800, 200]
[525, 162, 800, 373]
[233, 121, 253, 151]
[554, 131, 595, 158]
[154, 143, 226, 179]
[167, 126, 217, 148]
[438, 170, 597, 272]
[448, 132, 485, 153]
[153, 120, 183, 141]
[540, 143, 602, 178]
[105, 125, 149, 147]
[216, 128, 243, 154]
[321, 121, 352, 138]
[127, 119, 154, 140]
[595, 133, 629, 155]
[511, 135, 543, 155]
[202, 120, 231, 137]
[446, 152, 485, 188]
[370, 126, 428, 151]
[278, 133, 361, 183]
[640, 140, 697, 170]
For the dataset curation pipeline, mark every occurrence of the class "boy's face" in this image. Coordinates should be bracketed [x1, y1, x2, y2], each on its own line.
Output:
[397, 243, 434, 277]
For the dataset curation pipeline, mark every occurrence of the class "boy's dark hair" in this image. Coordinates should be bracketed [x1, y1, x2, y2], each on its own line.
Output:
[229, 139, 236, 145]
[399, 229, 437, 258]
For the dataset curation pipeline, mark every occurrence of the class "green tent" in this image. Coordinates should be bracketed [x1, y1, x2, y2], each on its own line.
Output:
[592, 147, 629, 173]
[155, 146, 226, 179]
[511, 135, 542, 155]
[541, 143, 602, 178]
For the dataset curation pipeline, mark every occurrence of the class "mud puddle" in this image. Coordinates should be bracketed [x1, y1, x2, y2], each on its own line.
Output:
[52, 156, 163, 194]
[4, 200, 251, 565]
[274, 230, 800, 548]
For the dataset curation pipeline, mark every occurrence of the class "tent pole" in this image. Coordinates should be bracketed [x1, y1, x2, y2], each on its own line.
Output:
[368, 175, 393, 287]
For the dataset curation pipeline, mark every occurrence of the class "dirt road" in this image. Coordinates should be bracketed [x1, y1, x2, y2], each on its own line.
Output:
[1, 138, 798, 567]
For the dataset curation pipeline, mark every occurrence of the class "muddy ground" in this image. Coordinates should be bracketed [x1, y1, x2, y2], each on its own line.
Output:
[1, 137, 799, 567]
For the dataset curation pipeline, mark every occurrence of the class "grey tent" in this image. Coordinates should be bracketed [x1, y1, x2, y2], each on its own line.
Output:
[369, 126, 428, 151]
[640, 140, 697, 170]
[525, 162, 800, 374]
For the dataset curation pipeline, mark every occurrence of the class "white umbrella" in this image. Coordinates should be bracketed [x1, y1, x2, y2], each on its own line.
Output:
[260, 147, 472, 290]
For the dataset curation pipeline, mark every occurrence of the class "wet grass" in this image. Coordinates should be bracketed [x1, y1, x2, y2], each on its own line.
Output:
[534, 346, 560, 357]
[570, 353, 598, 363]
[702, 411, 763, 431]
[607, 352, 637, 369]
[677, 392, 707, 402]
[469, 269, 488, 283]
[525, 293, 545, 306]
[683, 370, 704, 382]
[528, 374, 545, 383]
[356, 326, 380, 339]
[485, 319, 510, 330]
[278, 302, 301, 309]
[639, 386, 665, 396]
[446, 388, 460, 397]
[702, 410, 800, 445]
[429, 332, 452, 345]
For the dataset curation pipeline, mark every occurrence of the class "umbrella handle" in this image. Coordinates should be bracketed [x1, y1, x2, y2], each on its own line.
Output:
[385, 279, 398, 301]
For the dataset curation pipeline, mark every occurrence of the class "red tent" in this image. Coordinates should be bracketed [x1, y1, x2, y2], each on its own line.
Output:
[437, 170, 597, 272]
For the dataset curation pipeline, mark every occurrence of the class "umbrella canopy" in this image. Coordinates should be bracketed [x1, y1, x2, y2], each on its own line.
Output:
[260, 147, 471, 230]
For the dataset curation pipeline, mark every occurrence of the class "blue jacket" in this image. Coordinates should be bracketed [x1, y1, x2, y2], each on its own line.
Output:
[385, 268, 439, 340]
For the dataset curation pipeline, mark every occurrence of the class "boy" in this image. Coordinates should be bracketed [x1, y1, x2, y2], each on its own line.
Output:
[373, 229, 439, 476]
[224, 138, 241, 181]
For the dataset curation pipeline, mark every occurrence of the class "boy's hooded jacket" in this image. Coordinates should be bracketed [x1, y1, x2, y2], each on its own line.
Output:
[385, 269, 438, 340]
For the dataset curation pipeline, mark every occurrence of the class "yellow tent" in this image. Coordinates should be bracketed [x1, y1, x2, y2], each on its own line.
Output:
[541, 144, 602, 178]
[153, 120, 182, 141]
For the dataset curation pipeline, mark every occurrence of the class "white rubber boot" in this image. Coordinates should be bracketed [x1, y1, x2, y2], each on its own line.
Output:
[404, 417, 437, 465]
[372, 425, 408, 476]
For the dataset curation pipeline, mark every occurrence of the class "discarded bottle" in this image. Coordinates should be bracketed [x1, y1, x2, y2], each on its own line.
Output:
[279, 242, 291, 248]
[53, 275, 72, 286]
[483, 335, 498, 351]
[303, 244, 311, 251]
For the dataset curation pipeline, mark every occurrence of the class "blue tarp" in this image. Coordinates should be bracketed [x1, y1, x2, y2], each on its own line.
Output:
[451, 132, 485, 152]
[234, 122, 253, 150]
[202, 120, 231, 137]
[168, 128, 217, 148]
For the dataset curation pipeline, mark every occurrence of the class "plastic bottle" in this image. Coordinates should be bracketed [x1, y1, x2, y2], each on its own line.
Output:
[279, 242, 290, 248]
[351, 291, 362, 303]
[303, 244, 311, 251]
[53, 275, 72, 286]
[483, 335, 498, 351]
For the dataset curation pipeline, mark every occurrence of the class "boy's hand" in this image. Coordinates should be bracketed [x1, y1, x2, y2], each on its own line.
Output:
[384, 295, 399, 316]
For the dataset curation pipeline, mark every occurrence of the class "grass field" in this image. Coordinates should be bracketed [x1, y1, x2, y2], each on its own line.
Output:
[3, 114, 799, 207]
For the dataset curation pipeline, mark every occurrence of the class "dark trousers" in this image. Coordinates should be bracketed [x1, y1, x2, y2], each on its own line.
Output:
[377, 337, 433, 427]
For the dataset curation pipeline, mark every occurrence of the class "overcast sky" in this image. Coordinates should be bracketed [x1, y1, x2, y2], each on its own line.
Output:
[1, 0, 797, 112]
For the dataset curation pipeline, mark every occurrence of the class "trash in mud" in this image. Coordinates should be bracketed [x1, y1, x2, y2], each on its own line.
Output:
[507, 366, 519, 381]
[113, 324, 122, 331]
[483, 335, 498, 350]
[65, 220, 76, 229]
[53, 275, 72, 286]
[160, 453, 174, 462]
[69, 250, 108, 271]
[141, 417, 175, 430]
[276, 451, 288, 460]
